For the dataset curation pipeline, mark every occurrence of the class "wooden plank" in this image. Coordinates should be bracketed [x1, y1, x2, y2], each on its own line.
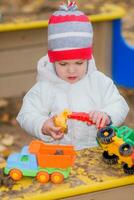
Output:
[0, 45, 47, 74]
[0, 28, 47, 50]
[93, 21, 112, 77]
[64, 185, 134, 200]
[0, 72, 36, 97]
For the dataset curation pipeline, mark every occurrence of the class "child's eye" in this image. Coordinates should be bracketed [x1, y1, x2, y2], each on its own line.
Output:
[76, 62, 83, 65]
[59, 63, 67, 66]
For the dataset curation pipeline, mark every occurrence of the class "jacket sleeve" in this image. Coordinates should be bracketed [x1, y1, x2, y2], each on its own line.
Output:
[16, 82, 54, 142]
[100, 74, 129, 126]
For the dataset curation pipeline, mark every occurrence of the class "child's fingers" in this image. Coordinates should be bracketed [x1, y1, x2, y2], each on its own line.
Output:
[99, 114, 108, 128]
[96, 113, 103, 128]
[51, 131, 64, 140]
[89, 111, 95, 119]
[49, 125, 64, 139]
[50, 126, 62, 133]
[91, 112, 99, 123]
[89, 111, 110, 128]
[89, 111, 100, 126]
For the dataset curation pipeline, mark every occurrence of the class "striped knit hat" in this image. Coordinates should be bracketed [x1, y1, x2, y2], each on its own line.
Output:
[48, 1, 93, 63]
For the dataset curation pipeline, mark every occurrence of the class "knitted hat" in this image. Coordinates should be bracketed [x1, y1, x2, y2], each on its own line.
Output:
[48, 1, 93, 63]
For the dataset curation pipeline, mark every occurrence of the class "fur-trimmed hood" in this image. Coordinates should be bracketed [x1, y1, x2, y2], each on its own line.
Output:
[37, 54, 97, 83]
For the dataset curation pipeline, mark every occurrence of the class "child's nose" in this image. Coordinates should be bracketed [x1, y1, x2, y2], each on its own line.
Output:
[67, 65, 76, 74]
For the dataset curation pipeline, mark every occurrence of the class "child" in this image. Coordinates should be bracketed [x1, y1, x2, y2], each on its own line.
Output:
[17, 1, 129, 150]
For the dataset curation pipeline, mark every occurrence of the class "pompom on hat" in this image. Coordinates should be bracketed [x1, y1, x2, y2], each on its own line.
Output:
[48, 0, 93, 63]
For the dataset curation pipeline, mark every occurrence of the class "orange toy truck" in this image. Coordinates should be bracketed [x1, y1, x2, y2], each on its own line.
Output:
[4, 140, 76, 184]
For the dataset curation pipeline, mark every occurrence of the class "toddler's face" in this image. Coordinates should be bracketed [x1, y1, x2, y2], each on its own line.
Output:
[54, 59, 88, 83]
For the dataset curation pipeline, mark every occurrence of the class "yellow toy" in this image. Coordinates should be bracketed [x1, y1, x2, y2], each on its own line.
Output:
[97, 126, 134, 174]
[54, 109, 72, 133]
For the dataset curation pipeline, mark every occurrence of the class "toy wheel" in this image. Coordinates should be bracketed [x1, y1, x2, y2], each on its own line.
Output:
[119, 143, 133, 156]
[36, 171, 50, 183]
[51, 172, 64, 184]
[123, 163, 134, 174]
[9, 169, 22, 181]
[103, 151, 118, 164]
[97, 127, 115, 144]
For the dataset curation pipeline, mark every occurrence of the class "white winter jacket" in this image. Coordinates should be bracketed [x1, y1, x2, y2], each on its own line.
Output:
[17, 55, 129, 150]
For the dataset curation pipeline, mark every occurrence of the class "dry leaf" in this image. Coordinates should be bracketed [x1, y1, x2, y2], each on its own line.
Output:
[22, 0, 45, 13]
[0, 99, 8, 108]
[0, 144, 7, 153]
[1, 134, 14, 146]
[0, 156, 6, 164]
[0, 113, 10, 123]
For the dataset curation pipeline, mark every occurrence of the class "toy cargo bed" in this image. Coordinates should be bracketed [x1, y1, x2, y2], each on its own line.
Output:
[0, 147, 134, 200]
[29, 140, 76, 168]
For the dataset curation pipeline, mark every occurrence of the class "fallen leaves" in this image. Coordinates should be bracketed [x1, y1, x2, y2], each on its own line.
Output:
[0, 133, 15, 169]
[0, 97, 21, 125]
[0, 132, 15, 188]
[0, 168, 15, 189]
[1, 134, 14, 147]
[0, 144, 7, 153]
[0, 99, 8, 108]
[0, 113, 9, 123]
[22, 0, 45, 13]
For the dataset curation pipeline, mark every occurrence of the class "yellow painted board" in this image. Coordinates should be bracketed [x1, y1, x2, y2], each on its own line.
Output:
[0, 5, 126, 32]
[1, 147, 134, 200]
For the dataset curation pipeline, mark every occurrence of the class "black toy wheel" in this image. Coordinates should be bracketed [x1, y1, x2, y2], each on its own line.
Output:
[97, 127, 115, 144]
[102, 151, 118, 164]
[122, 163, 134, 174]
[119, 143, 133, 156]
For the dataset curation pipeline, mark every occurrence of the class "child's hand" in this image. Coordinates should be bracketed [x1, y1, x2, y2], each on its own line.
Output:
[42, 118, 64, 140]
[88, 111, 111, 129]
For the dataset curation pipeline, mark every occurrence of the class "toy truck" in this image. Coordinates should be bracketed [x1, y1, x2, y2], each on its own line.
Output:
[97, 126, 134, 174]
[4, 140, 76, 184]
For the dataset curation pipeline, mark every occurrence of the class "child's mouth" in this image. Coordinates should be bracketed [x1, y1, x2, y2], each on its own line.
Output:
[67, 76, 77, 81]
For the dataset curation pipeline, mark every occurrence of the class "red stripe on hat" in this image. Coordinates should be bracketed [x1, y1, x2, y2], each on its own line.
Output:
[49, 15, 89, 24]
[48, 47, 92, 62]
